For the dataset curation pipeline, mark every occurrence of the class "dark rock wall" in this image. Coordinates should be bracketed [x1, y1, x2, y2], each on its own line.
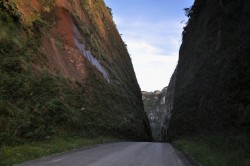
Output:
[159, 70, 176, 142]
[168, 0, 250, 140]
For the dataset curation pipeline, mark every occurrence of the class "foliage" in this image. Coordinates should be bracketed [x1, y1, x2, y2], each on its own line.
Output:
[184, 7, 193, 17]
[0, 136, 118, 166]
[173, 135, 250, 166]
[0, 0, 21, 22]
[0, 4, 80, 144]
[41, 0, 55, 12]
[182, 0, 206, 38]
[0, 0, 152, 151]
[107, 6, 113, 18]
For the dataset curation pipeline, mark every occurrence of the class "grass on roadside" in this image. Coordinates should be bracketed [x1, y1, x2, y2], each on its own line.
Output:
[0, 136, 118, 166]
[172, 135, 250, 166]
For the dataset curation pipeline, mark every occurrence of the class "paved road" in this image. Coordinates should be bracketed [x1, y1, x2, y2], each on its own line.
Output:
[18, 142, 192, 166]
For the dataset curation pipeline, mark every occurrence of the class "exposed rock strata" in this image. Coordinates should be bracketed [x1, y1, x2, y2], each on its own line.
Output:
[0, 0, 152, 143]
[142, 87, 167, 140]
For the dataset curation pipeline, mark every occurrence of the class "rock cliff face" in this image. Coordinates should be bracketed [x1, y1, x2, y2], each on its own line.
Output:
[142, 88, 167, 140]
[159, 70, 176, 142]
[167, 0, 250, 140]
[0, 0, 152, 144]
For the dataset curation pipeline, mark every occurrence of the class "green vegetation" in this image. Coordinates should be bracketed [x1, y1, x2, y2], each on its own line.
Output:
[0, 2, 83, 144]
[41, 0, 55, 12]
[0, 0, 21, 22]
[0, 136, 118, 166]
[76, 1, 110, 63]
[0, 0, 151, 155]
[78, 0, 152, 140]
[106, 6, 113, 18]
[173, 135, 250, 166]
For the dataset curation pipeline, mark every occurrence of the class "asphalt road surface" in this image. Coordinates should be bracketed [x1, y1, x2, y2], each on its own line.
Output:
[18, 142, 192, 166]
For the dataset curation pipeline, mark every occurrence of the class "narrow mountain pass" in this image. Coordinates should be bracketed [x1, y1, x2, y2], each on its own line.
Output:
[18, 142, 192, 166]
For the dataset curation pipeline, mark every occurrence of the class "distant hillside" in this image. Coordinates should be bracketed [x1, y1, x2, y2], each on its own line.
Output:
[142, 88, 167, 140]
[0, 0, 152, 146]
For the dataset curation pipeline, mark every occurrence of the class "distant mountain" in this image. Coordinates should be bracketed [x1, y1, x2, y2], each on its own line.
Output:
[142, 88, 167, 140]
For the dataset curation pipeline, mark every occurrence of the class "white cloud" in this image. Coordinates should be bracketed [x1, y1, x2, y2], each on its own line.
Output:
[114, 16, 183, 91]
[127, 39, 178, 91]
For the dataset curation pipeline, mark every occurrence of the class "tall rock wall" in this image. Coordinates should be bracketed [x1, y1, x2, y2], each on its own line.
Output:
[159, 70, 176, 142]
[0, 0, 152, 144]
[168, 0, 250, 140]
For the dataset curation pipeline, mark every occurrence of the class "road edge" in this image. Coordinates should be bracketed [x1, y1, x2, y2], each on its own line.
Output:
[172, 145, 201, 166]
[15, 142, 121, 166]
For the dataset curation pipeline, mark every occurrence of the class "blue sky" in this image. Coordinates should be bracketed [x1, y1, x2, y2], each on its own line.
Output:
[104, 0, 194, 91]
